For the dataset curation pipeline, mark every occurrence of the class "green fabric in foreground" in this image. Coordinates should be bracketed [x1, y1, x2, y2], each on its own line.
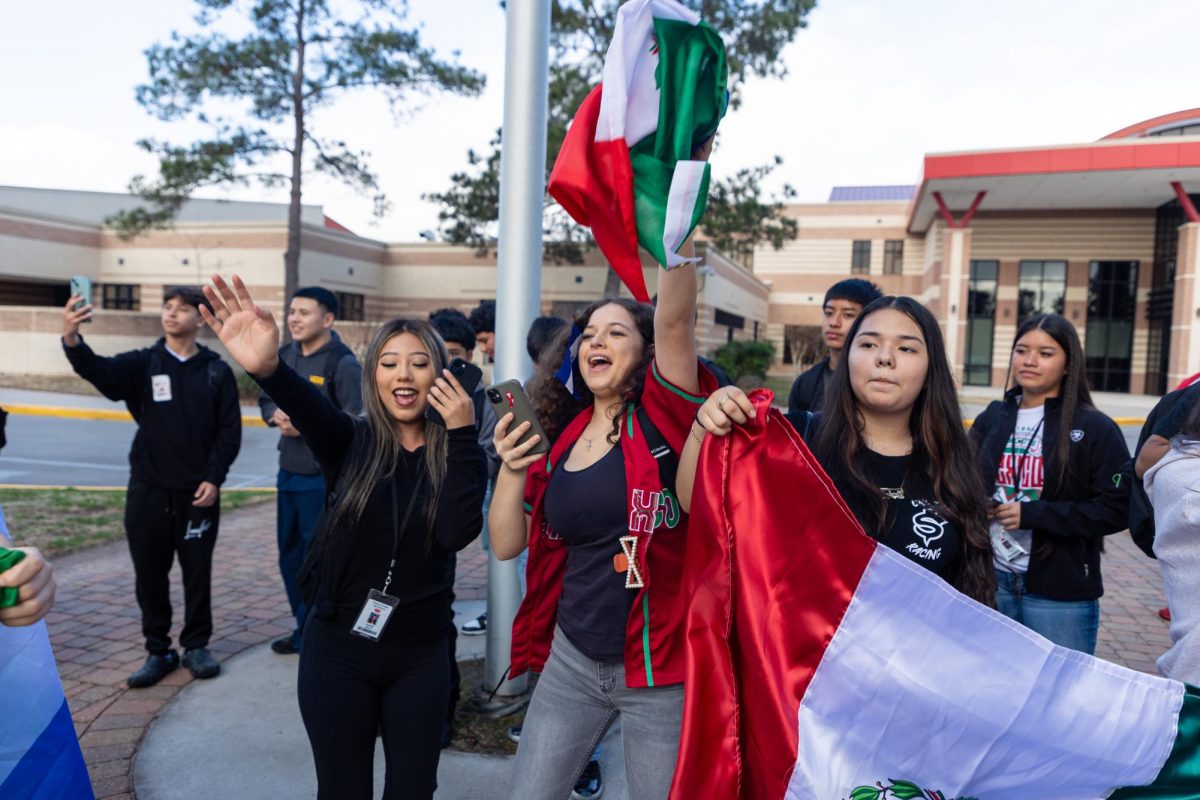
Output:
[1112, 683, 1200, 798]
[0, 546, 27, 608]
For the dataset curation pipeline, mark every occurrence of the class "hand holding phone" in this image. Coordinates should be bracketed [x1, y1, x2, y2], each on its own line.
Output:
[426, 358, 484, 427]
[488, 379, 551, 462]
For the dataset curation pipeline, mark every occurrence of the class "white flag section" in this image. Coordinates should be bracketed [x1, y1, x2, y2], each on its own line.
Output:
[791, 545, 1179, 799]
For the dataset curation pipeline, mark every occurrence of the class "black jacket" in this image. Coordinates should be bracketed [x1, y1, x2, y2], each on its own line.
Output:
[970, 391, 1130, 601]
[64, 336, 242, 490]
[787, 358, 831, 415]
[258, 332, 362, 475]
[258, 361, 485, 644]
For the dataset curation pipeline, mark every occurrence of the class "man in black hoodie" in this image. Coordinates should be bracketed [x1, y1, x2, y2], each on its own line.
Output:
[62, 286, 241, 687]
[258, 287, 362, 655]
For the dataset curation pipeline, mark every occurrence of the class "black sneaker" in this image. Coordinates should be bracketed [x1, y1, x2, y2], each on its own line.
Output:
[270, 636, 298, 655]
[461, 611, 487, 636]
[571, 760, 603, 800]
[506, 724, 522, 744]
[127, 650, 179, 688]
[183, 648, 221, 679]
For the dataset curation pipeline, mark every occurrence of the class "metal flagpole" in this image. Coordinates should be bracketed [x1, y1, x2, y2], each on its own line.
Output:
[480, 0, 551, 709]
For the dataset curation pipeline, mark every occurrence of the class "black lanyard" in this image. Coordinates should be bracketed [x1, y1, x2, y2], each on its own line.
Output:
[382, 469, 426, 596]
[1012, 417, 1045, 496]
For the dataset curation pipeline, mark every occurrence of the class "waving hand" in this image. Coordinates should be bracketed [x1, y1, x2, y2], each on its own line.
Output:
[200, 274, 281, 378]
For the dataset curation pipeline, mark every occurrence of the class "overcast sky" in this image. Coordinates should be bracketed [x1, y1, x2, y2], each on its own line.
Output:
[0, 0, 1194, 242]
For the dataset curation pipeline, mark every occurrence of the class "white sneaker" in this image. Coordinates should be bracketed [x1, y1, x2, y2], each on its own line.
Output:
[462, 611, 487, 635]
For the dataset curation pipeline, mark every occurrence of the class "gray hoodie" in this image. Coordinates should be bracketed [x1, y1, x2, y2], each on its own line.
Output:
[259, 331, 363, 475]
[1145, 437, 1200, 682]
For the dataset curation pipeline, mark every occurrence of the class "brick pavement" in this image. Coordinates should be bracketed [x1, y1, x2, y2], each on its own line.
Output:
[43, 500, 1169, 799]
[44, 500, 489, 799]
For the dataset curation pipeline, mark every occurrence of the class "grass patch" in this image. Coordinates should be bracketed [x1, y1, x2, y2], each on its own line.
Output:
[761, 375, 793, 403]
[0, 488, 273, 556]
[449, 658, 522, 757]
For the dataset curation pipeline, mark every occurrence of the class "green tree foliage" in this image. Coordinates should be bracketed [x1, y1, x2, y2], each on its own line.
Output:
[425, 0, 814, 285]
[704, 155, 797, 269]
[110, 0, 485, 306]
[713, 339, 776, 386]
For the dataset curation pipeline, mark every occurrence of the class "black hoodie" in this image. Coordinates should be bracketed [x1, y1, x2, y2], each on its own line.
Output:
[64, 336, 242, 490]
[970, 389, 1129, 601]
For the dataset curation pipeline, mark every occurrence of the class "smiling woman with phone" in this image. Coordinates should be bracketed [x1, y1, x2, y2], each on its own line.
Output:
[678, 296, 996, 605]
[198, 275, 485, 800]
[486, 251, 718, 797]
[969, 314, 1129, 654]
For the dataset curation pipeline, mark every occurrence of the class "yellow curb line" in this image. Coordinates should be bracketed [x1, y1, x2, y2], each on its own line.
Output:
[4, 403, 268, 427]
[0, 484, 277, 492]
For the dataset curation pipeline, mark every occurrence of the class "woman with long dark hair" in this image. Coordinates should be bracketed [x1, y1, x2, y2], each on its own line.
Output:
[488, 255, 717, 798]
[199, 275, 485, 799]
[678, 296, 995, 605]
[1145, 400, 1200, 680]
[970, 313, 1128, 654]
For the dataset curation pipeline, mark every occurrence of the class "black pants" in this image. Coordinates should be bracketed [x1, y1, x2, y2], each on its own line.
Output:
[124, 479, 219, 653]
[298, 615, 450, 800]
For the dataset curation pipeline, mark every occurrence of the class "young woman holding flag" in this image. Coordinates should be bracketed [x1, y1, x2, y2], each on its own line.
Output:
[970, 314, 1129, 654]
[678, 296, 996, 606]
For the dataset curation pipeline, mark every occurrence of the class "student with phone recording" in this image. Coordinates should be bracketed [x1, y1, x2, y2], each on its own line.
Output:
[61, 285, 241, 688]
[200, 275, 486, 800]
[487, 243, 718, 797]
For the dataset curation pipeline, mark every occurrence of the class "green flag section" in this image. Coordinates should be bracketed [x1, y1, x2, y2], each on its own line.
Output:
[675, 391, 1200, 800]
[0, 546, 26, 607]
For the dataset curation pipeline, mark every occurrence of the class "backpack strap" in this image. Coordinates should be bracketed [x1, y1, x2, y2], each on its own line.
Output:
[321, 342, 356, 412]
[636, 406, 678, 498]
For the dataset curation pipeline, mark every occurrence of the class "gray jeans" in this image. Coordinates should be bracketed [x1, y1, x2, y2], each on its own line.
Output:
[509, 627, 684, 800]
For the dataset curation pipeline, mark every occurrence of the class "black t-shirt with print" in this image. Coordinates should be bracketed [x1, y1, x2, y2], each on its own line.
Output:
[859, 450, 962, 581]
[543, 440, 633, 663]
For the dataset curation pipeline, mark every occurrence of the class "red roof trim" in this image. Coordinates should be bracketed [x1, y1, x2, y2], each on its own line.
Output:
[922, 140, 1200, 182]
[1101, 109, 1200, 140]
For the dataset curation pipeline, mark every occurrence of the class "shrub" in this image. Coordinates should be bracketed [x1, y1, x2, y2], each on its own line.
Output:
[712, 339, 775, 387]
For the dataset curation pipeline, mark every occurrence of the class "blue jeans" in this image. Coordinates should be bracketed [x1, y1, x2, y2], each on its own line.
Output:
[509, 627, 683, 800]
[995, 569, 1100, 655]
[278, 470, 326, 646]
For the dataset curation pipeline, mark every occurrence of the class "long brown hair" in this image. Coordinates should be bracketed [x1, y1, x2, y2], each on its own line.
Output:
[527, 298, 655, 445]
[324, 318, 449, 542]
[813, 296, 995, 606]
[1005, 313, 1093, 490]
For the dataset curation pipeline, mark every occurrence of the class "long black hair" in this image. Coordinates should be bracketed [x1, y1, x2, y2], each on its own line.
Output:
[813, 296, 995, 606]
[1005, 314, 1093, 489]
[527, 298, 655, 445]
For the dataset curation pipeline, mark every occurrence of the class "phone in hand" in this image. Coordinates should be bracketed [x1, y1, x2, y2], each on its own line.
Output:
[426, 357, 484, 427]
[69, 275, 93, 323]
[486, 379, 550, 456]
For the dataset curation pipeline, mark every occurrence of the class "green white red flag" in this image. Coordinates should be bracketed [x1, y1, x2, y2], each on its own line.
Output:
[549, 0, 728, 302]
[673, 390, 1200, 800]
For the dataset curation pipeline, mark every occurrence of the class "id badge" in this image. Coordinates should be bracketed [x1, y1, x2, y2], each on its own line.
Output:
[151, 374, 172, 402]
[990, 523, 1028, 562]
[350, 589, 400, 641]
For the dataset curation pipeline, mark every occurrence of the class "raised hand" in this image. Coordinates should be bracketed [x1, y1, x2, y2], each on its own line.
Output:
[200, 274, 280, 378]
[62, 294, 93, 346]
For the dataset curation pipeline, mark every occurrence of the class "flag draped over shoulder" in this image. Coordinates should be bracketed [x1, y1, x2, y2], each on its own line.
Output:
[548, 0, 728, 302]
[673, 389, 1200, 800]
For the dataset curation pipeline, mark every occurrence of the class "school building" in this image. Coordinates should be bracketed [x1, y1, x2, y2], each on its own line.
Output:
[758, 108, 1200, 395]
[1, 109, 1199, 394]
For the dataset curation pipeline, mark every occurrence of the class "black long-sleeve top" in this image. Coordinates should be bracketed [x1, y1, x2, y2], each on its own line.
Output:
[63, 336, 242, 489]
[256, 360, 485, 644]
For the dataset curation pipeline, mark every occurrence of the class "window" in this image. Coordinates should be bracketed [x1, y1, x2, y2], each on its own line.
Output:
[102, 284, 139, 310]
[334, 291, 364, 322]
[851, 240, 871, 274]
[964, 261, 998, 386]
[1085, 261, 1138, 393]
[883, 240, 904, 275]
[1017, 260, 1067, 322]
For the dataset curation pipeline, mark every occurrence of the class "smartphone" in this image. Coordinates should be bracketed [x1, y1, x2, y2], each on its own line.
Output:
[69, 275, 93, 323]
[486, 379, 550, 456]
[426, 357, 485, 427]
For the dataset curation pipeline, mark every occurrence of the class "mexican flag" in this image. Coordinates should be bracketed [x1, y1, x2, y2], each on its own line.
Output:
[673, 390, 1200, 800]
[548, 0, 727, 302]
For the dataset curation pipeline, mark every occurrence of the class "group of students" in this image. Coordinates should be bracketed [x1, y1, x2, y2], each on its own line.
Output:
[23, 250, 1197, 799]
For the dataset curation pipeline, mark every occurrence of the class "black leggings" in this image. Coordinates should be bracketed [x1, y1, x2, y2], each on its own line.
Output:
[298, 615, 450, 800]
